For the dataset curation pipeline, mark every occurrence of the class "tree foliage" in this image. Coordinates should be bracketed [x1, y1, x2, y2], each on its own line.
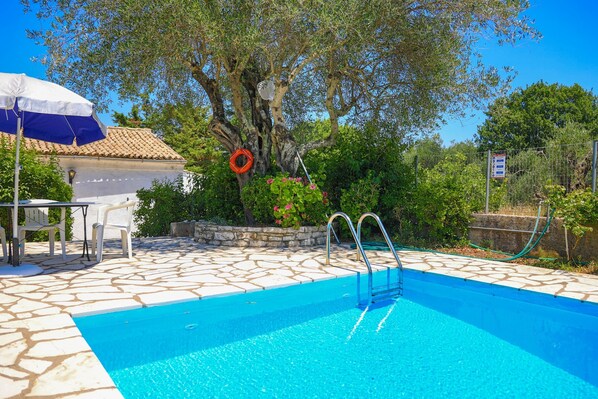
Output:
[112, 105, 148, 129]
[403, 134, 445, 170]
[476, 82, 598, 150]
[496, 122, 594, 207]
[410, 153, 487, 244]
[134, 177, 189, 237]
[546, 185, 598, 239]
[26, 0, 535, 179]
[0, 139, 74, 238]
[403, 134, 480, 171]
[545, 122, 595, 191]
[304, 120, 412, 222]
[113, 100, 220, 173]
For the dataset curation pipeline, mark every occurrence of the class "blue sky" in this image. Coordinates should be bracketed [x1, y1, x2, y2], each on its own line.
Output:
[1, 0, 597, 143]
[440, 0, 598, 143]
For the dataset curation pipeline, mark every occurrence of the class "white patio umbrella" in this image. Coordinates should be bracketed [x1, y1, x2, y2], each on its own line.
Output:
[0, 72, 107, 276]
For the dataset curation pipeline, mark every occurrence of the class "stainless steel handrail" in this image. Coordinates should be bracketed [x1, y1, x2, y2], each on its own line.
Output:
[356, 212, 403, 268]
[357, 212, 404, 295]
[326, 212, 373, 301]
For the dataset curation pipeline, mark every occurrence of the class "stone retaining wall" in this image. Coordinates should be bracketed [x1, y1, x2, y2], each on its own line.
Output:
[170, 221, 196, 237]
[171, 220, 327, 247]
[469, 214, 597, 261]
[172, 215, 597, 259]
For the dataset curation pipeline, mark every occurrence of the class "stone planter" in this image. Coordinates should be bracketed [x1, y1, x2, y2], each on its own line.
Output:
[171, 220, 327, 248]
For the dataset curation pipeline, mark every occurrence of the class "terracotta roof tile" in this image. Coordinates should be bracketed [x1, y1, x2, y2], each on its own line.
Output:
[0, 127, 185, 162]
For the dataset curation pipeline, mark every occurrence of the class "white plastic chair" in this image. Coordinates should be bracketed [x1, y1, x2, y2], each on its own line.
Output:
[16, 200, 66, 259]
[0, 225, 7, 263]
[91, 200, 137, 262]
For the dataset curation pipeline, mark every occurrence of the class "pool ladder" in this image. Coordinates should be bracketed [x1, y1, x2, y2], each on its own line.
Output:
[326, 212, 403, 306]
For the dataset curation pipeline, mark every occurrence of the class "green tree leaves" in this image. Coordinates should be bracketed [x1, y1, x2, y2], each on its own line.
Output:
[26, 0, 537, 179]
[476, 82, 598, 150]
[0, 139, 74, 238]
[113, 100, 220, 174]
[412, 153, 487, 244]
[134, 177, 189, 237]
[546, 185, 598, 239]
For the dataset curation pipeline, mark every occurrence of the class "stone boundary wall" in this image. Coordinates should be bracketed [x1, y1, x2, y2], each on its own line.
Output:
[469, 214, 597, 261]
[171, 220, 327, 248]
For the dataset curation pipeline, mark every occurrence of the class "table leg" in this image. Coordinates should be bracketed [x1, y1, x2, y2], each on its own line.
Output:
[82, 206, 90, 261]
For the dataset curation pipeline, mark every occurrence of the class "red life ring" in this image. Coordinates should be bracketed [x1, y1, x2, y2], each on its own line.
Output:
[229, 148, 254, 174]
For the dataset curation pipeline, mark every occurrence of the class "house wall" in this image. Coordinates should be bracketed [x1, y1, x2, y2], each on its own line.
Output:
[57, 157, 186, 239]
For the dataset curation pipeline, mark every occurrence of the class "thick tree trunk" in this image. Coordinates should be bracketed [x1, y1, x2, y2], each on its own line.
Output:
[211, 122, 258, 225]
[269, 86, 301, 175]
[194, 64, 337, 224]
[235, 171, 256, 225]
[273, 124, 300, 175]
[196, 66, 273, 225]
[245, 128, 272, 176]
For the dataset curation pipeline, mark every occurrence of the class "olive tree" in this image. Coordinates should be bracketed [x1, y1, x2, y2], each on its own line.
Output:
[24, 0, 536, 221]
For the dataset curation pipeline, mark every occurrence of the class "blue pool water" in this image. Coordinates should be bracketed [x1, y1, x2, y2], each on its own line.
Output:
[75, 270, 598, 398]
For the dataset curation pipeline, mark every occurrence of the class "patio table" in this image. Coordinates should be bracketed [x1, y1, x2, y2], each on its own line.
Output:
[0, 201, 95, 263]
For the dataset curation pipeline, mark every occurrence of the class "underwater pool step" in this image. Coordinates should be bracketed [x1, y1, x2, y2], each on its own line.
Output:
[372, 282, 402, 291]
[371, 284, 402, 303]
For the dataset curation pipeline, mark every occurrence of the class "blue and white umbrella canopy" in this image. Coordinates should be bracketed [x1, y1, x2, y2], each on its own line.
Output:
[0, 73, 106, 145]
[0, 72, 107, 272]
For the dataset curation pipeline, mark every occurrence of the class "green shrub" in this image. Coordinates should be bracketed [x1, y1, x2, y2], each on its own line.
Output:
[302, 184, 330, 227]
[340, 173, 380, 221]
[242, 174, 330, 228]
[134, 177, 189, 237]
[545, 185, 598, 238]
[0, 139, 73, 239]
[240, 175, 277, 225]
[410, 153, 486, 245]
[194, 153, 244, 225]
[134, 154, 245, 236]
[267, 175, 329, 228]
[488, 179, 508, 212]
[338, 173, 381, 238]
[304, 121, 414, 234]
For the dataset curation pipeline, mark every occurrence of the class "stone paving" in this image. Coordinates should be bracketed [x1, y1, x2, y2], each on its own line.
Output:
[1, 237, 598, 398]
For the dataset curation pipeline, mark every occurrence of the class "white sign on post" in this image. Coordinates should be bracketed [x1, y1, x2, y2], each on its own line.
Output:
[492, 153, 506, 178]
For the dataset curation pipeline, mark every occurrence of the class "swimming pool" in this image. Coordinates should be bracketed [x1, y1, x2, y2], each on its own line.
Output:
[75, 269, 598, 398]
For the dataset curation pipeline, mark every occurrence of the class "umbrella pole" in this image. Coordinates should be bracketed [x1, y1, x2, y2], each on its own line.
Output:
[11, 116, 22, 266]
[0, 113, 43, 276]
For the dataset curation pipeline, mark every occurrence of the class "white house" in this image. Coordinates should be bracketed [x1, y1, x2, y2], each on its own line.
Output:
[1, 127, 187, 239]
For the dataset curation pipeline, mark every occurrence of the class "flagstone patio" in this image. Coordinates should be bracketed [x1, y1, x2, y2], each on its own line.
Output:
[1, 236, 598, 398]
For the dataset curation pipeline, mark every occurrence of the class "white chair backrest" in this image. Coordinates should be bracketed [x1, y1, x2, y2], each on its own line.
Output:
[24, 208, 50, 226]
[19, 199, 57, 227]
[98, 200, 137, 227]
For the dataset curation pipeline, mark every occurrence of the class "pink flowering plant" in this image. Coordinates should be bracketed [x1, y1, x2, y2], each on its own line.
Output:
[268, 174, 329, 228]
